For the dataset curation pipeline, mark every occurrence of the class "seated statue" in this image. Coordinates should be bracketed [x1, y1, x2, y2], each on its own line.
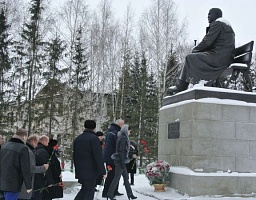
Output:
[168, 8, 235, 94]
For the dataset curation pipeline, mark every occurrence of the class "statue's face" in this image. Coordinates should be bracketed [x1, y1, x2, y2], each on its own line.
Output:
[208, 9, 218, 23]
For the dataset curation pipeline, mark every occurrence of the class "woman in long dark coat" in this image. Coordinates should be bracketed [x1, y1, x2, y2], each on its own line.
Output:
[125, 141, 138, 185]
[107, 125, 137, 200]
[43, 139, 63, 200]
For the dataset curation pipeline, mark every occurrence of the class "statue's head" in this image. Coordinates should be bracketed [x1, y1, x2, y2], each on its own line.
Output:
[208, 8, 222, 23]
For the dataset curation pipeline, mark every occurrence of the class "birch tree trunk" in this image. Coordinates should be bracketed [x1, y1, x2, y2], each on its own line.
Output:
[56, 0, 91, 171]
[139, 0, 187, 107]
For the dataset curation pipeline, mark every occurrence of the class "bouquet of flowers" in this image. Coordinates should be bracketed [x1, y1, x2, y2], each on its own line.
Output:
[145, 160, 170, 185]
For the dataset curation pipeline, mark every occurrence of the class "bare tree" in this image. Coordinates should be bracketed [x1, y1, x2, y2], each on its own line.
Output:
[118, 3, 136, 119]
[89, 0, 121, 123]
[139, 0, 187, 105]
[55, 0, 91, 172]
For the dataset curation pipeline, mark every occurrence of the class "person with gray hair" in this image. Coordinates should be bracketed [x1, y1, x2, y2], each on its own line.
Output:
[107, 125, 137, 200]
[168, 8, 235, 94]
[102, 119, 125, 198]
[0, 128, 32, 200]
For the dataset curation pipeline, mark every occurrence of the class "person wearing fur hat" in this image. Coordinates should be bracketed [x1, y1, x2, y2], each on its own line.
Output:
[95, 131, 104, 147]
[73, 120, 107, 200]
[107, 125, 137, 200]
[168, 8, 235, 94]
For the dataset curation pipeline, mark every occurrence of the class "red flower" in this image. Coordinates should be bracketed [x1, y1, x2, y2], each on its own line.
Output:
[107, 165, 112, 171]
[145, 160, 171, 185]
[144, 147, 149, 154]
[58, 182, 64, 189]
[53, 145, 58, 150]
[140, 140, 147, 145]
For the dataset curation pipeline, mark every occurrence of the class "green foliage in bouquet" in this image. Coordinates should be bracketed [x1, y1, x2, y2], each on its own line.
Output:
[145, 160, 170, 185]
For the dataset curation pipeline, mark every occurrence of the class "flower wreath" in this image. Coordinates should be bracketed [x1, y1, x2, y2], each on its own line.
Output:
[145, 160, 170, 185]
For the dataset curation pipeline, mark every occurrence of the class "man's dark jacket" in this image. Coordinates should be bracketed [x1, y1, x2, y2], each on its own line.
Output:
[34, 142, 54, 190]
[73, 129, 106, 180]
[103, 123, 121, 165]
[0, 138, 32, 192]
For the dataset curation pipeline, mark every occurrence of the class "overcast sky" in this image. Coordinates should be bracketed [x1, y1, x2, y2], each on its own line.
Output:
[80, 0, 256, 47]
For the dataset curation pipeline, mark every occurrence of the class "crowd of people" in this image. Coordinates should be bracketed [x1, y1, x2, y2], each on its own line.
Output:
[73, 119, 138, 200]
[0, 130, 63, 200]
[0, 118, 138, 200]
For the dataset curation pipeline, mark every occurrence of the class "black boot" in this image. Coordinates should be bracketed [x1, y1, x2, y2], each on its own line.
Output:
[107, 196, 116, 200]
[168, 79, 189, 95]
[128, 195, 137, 200]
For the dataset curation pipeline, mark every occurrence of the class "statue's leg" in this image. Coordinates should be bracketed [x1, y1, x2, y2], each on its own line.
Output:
[179, 60, 188, 82]
[167, 55, 190, 95]
[167, 79, 189, 95]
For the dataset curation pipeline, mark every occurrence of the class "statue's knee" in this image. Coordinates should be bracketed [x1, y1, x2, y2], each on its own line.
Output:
[186, 53, 195, 60]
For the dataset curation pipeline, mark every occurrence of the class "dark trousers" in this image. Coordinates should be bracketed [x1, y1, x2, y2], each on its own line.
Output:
[74, 179, 96, 200]
[129, 173, 135, 185]
[30, 191, 43, 200]
[107, 161, 133, 198]
[102, 163, 118, 195]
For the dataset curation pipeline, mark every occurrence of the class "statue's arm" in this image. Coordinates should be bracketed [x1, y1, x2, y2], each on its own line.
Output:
[192, 21, 221, 53]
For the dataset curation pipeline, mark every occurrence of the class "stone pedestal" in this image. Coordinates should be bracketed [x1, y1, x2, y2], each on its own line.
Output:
[158, 87, 256, 196]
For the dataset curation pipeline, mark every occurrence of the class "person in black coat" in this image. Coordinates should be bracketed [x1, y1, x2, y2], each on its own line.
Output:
[95, 131, 104, 191]
[125, 140, 138, 185]
[32, 135, 54, 200]
[0, 128, 32, 200]
[102, 119, 124, 198]
[43, 139, 63, 200]
[73, 120, 106, 200]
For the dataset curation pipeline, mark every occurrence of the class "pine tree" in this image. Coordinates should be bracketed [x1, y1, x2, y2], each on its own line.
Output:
[19, 0, 45, 134]
[119, 48, 133, 119]
[165, 50, 179, 93]
[0, 6, 12, 129]
[69, 26, 89, 171]
[117, 51, 159, 167]
[34, 33, 67, 136]
[142, 71, 159, 164]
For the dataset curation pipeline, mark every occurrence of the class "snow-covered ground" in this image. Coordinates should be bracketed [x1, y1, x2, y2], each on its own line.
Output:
[60, 86, 256, 199]
[61, 170, 256, 200]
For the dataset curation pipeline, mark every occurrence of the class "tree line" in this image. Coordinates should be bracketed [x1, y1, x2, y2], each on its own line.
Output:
[0, 0, 207, 165]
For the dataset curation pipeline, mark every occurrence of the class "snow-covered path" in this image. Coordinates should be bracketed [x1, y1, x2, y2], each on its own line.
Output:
[61, 171, 256, 200]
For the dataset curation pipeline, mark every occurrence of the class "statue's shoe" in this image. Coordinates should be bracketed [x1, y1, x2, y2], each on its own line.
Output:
[167, 80, 188, 95]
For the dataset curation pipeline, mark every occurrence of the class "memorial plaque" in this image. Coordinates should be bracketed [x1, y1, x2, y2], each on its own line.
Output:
[168, 121, 180, 139]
